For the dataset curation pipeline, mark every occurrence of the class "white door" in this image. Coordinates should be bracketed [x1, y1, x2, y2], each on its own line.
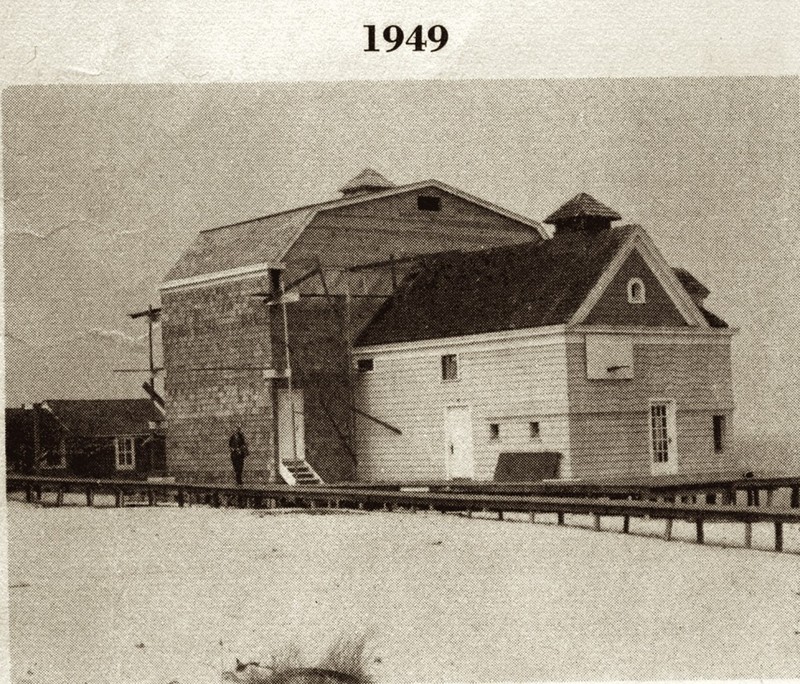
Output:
[649, 399, 678, 475]
[445, 406, 474, 479]
[278, 389, 305, 462]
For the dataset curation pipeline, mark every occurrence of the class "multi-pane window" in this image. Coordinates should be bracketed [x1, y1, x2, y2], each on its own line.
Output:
[441, 354, 458, 381]
[115, 437, 135, 470]
[650, 404, 669, 463]
[713, 415, 726, 453]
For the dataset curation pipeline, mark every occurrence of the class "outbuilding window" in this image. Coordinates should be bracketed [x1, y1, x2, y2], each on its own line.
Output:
[627, 277, 646, 304]
[115, 437, 136, 470]
[713, 415, 726, 453]
[417, 195, 441, 212]
[489, 423, 500, 440]
[441, 354, 458, 381]
[529, 421, 541, 439]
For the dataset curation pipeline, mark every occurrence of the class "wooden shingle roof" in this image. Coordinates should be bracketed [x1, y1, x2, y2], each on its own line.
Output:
[356, 225, 637, 346]
[163, 180, 546, 283]
[672, 267, 711, 300]
[45, 399, 163, 437]
[544, 193, 622, 224]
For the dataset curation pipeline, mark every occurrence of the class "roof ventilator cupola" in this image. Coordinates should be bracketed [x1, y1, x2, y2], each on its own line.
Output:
[338, 168, 396, 197]
[544, 193, 622, 234]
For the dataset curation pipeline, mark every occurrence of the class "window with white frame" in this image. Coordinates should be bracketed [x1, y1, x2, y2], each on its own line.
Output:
[627, 277, 646, 304]
[441, 354, 459, 381]
[115, 436, 135, 470]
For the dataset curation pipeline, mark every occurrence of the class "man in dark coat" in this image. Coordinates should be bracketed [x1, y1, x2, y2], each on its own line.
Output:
[228, 426, 248, 485]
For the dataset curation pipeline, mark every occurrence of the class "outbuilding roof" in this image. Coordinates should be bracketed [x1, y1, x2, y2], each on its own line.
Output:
[356, 225, 638, 346]
[44, 399, 163, 437]
[544, 192, 622, 224]
[673, 267, 711, 300]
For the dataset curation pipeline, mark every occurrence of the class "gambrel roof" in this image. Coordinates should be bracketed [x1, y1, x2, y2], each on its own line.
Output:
[356, 225, 724, 347]
[163, 179, 547, 285]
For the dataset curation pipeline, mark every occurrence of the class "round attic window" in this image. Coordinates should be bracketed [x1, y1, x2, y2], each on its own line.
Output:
[627, 277, 646, 304]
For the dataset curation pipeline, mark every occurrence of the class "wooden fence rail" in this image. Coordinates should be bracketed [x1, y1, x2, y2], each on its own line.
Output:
[7, 474, 800, 554]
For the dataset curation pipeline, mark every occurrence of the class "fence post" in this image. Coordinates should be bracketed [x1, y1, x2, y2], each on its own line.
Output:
[147, 489, 156, 506]
[622, 516, 630, 534]
[178, 488, 185, 508]
[557, 512, 565, 526]
[529, 512, 536, 524]
[695, 519, 704, 544]
[593, 514, 601, 531]
[86, 487, 94, 507]
[55, 487, 64, 507]
[663, 518, 673, 542]
[744, 522, 753, 549]
[115, 490, 123, 508]
[765, 489, 774, 508]
[774, 522, 783, 552]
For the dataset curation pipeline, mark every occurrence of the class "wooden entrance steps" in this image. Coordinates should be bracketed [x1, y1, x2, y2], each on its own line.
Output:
[280, 460, 323, 486]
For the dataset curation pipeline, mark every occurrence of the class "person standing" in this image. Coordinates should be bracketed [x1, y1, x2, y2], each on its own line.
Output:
[228, 426, 248, 485]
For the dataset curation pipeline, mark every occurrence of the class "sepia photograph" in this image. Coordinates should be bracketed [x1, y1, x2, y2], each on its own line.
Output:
[2, 4, 799, 684]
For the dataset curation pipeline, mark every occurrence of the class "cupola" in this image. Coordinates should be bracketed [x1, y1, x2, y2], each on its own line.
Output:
[544, 193, 621, 234]
[338, 169, 396, 196]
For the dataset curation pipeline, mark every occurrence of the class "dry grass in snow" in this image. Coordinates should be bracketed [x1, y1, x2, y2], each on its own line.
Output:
[6, 496, 800, 682]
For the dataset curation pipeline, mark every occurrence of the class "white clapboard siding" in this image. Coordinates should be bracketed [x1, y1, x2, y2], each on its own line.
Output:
[567, 338, 735, 478]
[354, 338, 571, 481]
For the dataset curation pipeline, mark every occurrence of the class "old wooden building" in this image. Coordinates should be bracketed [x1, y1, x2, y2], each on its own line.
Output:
[353, 194, 735, 481]
[5, 399, 166, 478]
[161, 170, 546, 483]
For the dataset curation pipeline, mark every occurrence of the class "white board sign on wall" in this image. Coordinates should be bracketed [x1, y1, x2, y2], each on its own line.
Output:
[585, 335, 634, 380]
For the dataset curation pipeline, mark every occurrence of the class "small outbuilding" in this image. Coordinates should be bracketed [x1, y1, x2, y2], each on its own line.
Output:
[5, 399, 166, 478]
[352, 194, 735, 481]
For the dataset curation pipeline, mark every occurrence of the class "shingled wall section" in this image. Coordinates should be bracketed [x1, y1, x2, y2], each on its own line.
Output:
[161, 275, 276, 484]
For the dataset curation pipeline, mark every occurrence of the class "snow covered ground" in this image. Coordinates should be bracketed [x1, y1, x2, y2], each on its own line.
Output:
[6, 495, 800, 683]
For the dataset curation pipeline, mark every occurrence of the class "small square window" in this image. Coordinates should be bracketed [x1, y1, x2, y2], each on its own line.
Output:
[417, 195, 441, 212]
[713, 415, 726, 453]
[357, 358, 374, 373]
[441, 354, 458, 381]
[489, 423, 500, 440]
[529, 421, 541, 439]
